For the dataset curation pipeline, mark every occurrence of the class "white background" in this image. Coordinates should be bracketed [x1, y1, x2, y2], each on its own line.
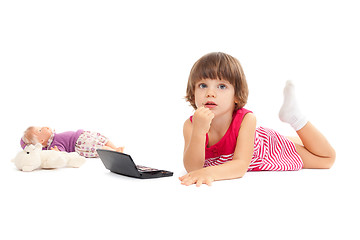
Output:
[1, 0, 359, 239]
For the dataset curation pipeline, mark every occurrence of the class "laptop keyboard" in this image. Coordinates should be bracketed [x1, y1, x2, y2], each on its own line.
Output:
[136, 165, 160, 172]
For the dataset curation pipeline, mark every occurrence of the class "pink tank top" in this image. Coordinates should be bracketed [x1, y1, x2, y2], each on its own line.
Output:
[190, 108, 252, 167]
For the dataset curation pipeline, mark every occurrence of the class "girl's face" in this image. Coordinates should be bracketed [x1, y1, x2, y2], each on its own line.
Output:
[194, 78, 236, 117]
[32, 126, 53, 146]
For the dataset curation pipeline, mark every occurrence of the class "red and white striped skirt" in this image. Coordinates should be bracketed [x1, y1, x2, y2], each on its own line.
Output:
[248, 127, 303, 171]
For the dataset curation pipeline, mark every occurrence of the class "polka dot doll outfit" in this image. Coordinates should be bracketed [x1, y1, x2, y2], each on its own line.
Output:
[75, 131, 109, 158]
[190, 108, 303, 171]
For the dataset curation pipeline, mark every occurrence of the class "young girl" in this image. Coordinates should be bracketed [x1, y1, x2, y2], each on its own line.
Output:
[179, 52, 336, 187]
[20, 127, 124, 158]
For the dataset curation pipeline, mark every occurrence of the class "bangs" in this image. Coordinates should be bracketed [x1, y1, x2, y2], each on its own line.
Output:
[189, 52, 239, 86]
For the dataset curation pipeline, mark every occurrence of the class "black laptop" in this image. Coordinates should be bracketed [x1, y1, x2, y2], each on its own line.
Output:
[97, 149, 173, 179]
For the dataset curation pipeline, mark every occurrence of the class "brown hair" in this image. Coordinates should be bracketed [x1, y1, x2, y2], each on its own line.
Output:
[185, 52, 248, 110]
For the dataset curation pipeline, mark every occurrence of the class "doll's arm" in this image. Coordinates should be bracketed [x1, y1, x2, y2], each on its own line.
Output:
[180, 113, 256, 186]
[51, 146, 60, 151]
[50, 144, 65, 152]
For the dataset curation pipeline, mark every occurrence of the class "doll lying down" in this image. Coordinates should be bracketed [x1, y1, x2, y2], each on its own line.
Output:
[20, 126, 124, 158]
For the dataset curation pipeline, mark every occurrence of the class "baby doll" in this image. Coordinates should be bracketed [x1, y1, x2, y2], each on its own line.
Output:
[20, 126, 124, 158]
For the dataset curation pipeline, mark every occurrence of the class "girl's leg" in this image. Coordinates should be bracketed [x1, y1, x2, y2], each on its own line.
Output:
[293, 122, 336, 169]
[286, 136, 303, 145]
[279, 81, 336, 169]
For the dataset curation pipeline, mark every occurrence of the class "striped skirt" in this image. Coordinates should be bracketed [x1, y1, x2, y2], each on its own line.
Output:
[248, 127, 303, 171]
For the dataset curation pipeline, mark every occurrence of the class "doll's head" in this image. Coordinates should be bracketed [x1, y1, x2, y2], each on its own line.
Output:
[21, 126, 53, 149]
[186, 52, 248, 110]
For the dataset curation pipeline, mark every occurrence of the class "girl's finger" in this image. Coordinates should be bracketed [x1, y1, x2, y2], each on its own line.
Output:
[205, 179, 213, 186]
[196, 179, 203, 187]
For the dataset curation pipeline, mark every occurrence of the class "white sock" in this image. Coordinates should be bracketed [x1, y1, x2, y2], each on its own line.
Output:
[278, 80, 308, 131]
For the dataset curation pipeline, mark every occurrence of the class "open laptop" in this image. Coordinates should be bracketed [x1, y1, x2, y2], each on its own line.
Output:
[97, 149, 173, 179]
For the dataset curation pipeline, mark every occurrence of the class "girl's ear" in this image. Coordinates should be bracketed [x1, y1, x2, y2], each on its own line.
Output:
[234, 97, 241, 109]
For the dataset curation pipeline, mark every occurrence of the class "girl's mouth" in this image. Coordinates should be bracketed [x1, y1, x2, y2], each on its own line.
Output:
[204, 101, 217, 108]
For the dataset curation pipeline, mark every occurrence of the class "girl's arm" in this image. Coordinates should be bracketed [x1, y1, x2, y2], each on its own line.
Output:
[183, 107, 214, 172]
[183, 118, 205, 172]
[180, 113, 257, 186]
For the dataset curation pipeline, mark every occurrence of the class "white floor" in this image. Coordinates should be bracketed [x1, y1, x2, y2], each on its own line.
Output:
[2, 146, 359, 240]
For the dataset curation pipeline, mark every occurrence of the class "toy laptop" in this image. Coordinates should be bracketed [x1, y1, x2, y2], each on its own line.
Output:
[97, 149, 173, 179]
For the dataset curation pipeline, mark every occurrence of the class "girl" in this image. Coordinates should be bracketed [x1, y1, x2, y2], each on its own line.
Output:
[21, 127, 124, 158]
[179, 52, 336, 187]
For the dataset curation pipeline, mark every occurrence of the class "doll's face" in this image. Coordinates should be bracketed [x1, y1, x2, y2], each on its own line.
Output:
[31, 127, 53, 146]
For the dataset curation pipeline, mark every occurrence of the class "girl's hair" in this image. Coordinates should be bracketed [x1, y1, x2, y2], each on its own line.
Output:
[22, 126, 38, 145]
[185, 52, 248, 110]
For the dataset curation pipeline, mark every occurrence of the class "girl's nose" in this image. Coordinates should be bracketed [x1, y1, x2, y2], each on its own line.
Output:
[206, 88, 216, 98]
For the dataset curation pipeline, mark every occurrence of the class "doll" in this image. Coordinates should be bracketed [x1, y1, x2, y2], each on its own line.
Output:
[21, 126, 124, 158]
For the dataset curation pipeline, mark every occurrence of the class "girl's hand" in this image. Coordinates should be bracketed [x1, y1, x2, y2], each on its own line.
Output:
[192, 107, 215, 135]
[179, 168, 215, 187]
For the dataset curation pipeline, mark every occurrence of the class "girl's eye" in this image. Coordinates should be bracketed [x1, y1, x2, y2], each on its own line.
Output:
[218, 84, 227, 90]
[199, 83, 207, 89]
